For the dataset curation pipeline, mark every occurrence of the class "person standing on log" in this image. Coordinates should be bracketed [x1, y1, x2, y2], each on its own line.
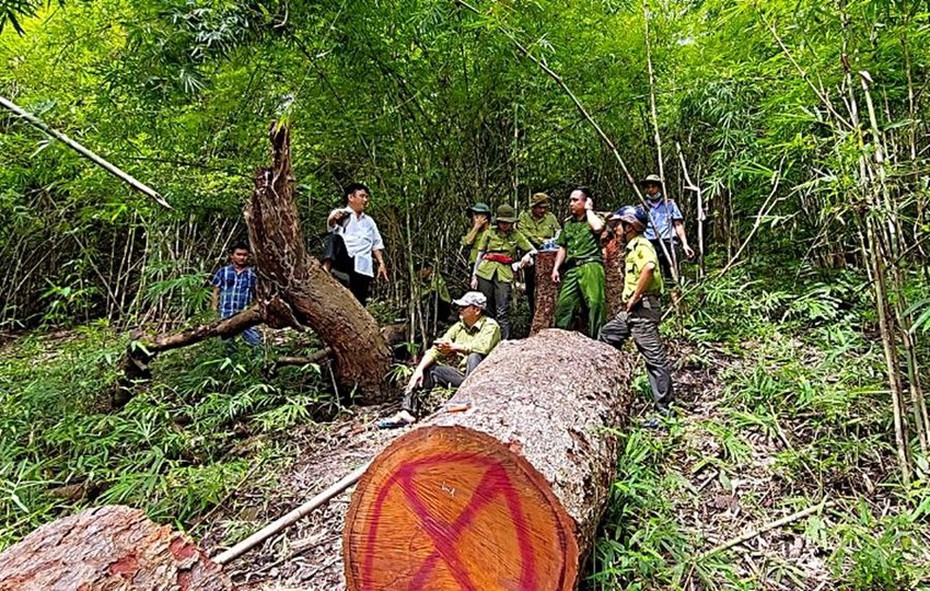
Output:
[377, 291, 501, 428]
[211, 241, 261, 348]
[641, 174, 694, 282]
[517, 192, 561, 322]
[461, 202, 491, 266]
[600, 205, 673, 428]
[470, 204, 536, 340]
[552, 187, 607, 338]
[322, 183, 388, 306]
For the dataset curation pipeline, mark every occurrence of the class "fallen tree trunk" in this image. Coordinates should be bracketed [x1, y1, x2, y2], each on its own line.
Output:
[0, 505, 230, 591]
[343, 329, 632, 590]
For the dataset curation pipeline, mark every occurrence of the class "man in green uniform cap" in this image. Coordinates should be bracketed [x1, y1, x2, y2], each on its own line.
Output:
[599, 205, 673, 428]
[471, 204, 536, 339]
[461, 202, 491, 266]
[517, 192, 561, 320]
[552, 187, 606, 338]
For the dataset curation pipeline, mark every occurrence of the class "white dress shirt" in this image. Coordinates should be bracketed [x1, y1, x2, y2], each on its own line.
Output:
[328, 208, 385, 277]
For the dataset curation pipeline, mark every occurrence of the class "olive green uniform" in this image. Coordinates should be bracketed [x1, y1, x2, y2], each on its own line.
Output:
[475, 227, 534, 339]
[553, 215, 606, 338]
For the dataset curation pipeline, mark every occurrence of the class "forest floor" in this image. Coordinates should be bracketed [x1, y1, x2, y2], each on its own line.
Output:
[195, 334, 908, 590]
[4, 274, 929, 589]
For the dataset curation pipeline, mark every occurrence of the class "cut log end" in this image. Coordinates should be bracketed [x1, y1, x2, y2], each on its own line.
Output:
[344, 426, 580, 591]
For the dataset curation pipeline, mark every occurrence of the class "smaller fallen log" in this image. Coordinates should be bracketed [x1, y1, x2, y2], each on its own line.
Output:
[343, 329, 632, 590]
[0, 505, 230, 591]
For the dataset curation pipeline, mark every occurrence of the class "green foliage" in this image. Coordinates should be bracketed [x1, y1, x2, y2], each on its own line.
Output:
[0, 324, 331, 547]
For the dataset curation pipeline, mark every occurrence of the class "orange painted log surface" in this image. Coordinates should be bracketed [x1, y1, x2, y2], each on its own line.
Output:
[0, 505, 230, 591]
[344, 329, 632, 591]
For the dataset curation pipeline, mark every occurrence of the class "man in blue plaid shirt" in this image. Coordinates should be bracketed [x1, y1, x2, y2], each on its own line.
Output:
[211, 242, 261, 347]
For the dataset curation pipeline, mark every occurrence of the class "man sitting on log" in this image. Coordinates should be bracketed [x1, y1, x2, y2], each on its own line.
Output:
[599, 205, 674, 428]
[378, 291, 501, 428]
[322, 182, 388, 306]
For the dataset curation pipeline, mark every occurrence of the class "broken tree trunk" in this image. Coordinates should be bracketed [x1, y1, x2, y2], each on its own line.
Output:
[119, 124, 393, 405]
[246, 124, 391, 402]
[343, 329, 632, 590]
[0, 505, 230, 591]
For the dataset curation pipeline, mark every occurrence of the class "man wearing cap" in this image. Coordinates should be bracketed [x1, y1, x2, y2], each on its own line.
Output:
[322, 182, 388, 306]
[378, 291, 501, 428]
[640, 174, 694, 282]
[600, 205, 673, 428]
[471, 204, 536, 340]
[552, 187, 607, 338]
[518, 192, 561, 321]
[461, 202, 492, 266]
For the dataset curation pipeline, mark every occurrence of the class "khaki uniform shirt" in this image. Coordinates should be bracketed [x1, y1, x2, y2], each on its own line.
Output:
[431, 316, 501, 372]
[517, 211, 561, 248]
[461, 229, 488, 264]
[475, 227, 534, 283]
[623, 235, 663, 300]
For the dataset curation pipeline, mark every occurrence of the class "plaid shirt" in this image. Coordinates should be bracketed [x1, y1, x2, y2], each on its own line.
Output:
[211, 264, 257, 318]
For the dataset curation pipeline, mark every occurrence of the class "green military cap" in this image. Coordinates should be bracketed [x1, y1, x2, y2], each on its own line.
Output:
[530, 192, 550, 206]
[495, 204, 517, 223]
[468, 202, 491, 214]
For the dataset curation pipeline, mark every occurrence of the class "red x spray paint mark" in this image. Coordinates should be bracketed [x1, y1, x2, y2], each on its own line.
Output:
[360, 452, 568, 591]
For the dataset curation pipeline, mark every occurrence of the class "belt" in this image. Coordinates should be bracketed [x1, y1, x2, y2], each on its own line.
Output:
[483, 253, 514, 264]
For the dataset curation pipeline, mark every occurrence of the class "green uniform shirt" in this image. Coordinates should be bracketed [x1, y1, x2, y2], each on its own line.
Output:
[623, 235, 663, 300]
[475, 227, 534, 283]
[557, 215, 604, 264]
[461, 229, 488, 264]
[431, 316, 501, 372]
[517, 211, 561, 248]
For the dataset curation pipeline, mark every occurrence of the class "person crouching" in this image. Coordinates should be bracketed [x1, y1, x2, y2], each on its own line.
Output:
[378, 291, 501, 428]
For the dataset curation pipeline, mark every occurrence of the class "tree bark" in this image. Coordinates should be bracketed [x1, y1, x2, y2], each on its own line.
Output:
[343, 329, 632, 590]
[246, 124, 391, 402]
[119, 124, 393, 405]
[0, 505, 230, 591]
[531, 247, 625, 335]
[529, 251, 558, 335]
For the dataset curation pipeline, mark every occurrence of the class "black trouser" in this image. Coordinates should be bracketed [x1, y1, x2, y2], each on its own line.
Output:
[476, 275, 512, 340]
[401, 352, 484, 416]
[525, 264, 537, 323]
[598, 295, 673, 410]
[650, 239, 679, 283]
[323, 234, 372, 305]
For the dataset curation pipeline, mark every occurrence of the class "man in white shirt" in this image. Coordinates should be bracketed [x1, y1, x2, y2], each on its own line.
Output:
[322, 183, 388, 305]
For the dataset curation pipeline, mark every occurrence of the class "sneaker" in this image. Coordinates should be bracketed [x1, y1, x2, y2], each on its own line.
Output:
[376, 410, 417, 429]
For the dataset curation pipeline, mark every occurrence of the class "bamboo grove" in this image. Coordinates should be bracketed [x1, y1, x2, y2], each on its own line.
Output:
[2, 1, 930, 483]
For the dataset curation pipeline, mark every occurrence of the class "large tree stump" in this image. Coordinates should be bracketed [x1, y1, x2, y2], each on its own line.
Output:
[603, 237, 625, 318]
[530, 251, 558, 335]
[343, 329, 632, 590]
[0, 505, 230, 591]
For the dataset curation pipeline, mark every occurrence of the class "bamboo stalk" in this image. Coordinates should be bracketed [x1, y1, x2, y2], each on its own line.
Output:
[212, 461, 370, 566]
[698, 500, 832, 560]
[0, 96, 171, 210]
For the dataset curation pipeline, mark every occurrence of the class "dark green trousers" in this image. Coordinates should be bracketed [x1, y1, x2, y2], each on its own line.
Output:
[554, 261, 606, 338]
